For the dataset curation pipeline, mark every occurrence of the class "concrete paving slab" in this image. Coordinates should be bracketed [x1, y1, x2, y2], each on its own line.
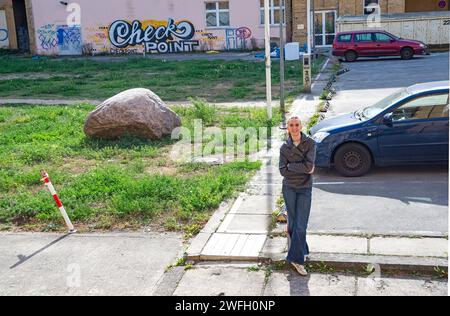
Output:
[370, 237, 448, 258]
[200, 200, 232, 234]
[230, 195, 277, 215]
[201, 233, 266, 259]
[185, 232, 211, 259]
[260, 237, 288, 259]
[271, 223, 288, 237]
[263, 271, 447, 296]
[218, 214, 272, 234]
[308, 235, 368, 255]
[264, 271, 357, 296]
[173, 267, 266, 296]
[305, 253, 448, 273]
[246, 183, 282, 196]
[0, 232, 183, 296]
[153, 266, 186, 296]
[357, 277, 448, 296]
[252, 175, 283, 184]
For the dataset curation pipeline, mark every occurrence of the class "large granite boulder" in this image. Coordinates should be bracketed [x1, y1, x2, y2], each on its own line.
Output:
[84, 88, 181, 140]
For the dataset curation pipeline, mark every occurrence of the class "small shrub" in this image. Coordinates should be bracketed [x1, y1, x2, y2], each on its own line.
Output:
[189, 98, 217, 125]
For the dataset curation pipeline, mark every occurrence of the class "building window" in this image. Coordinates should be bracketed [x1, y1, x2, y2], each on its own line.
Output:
[364, 0, 380, 15]
[260, 0, 285, 25]
[206, 1, 230, 28]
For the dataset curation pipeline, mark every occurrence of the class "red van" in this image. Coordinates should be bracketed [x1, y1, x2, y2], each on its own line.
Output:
[332, 31, 429, 62]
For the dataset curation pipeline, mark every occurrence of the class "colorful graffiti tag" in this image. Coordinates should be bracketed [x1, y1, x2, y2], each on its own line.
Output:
[225, 27, 252, 50]
[236, 27, 252, 40]
[37, 24, 82, 55]
[85, 26, 109, 54]
[57, 25, 82, 55]
[108, 18, 199, 53]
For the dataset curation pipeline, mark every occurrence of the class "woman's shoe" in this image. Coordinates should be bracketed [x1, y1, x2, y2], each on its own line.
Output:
[291, 262, 308, 276]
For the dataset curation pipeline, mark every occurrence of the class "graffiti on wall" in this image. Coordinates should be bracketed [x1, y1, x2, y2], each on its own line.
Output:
[0, 29, 7, 42]
[36, 17, 255, 55]
[0, 10, 9, 48]
[195, 29, 225, 51]
[37, 24, 82, 55]
[38, 24, 58, 51]
[225, 27, 252, 50]
[108, 18, 199, 53]
[85, 26, 109, 54]
[57, 25, 82, 55]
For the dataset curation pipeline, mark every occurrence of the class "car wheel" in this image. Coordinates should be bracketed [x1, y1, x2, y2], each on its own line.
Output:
[334, 143, 372, 177]
[400, 47, 414, 60]
[344, 50, 358, 62]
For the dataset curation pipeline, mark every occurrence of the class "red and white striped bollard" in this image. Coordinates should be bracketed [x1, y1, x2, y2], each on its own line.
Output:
[40, 170, 76, 233]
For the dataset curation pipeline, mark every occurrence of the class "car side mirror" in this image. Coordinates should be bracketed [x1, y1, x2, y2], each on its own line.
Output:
[390, 39, 396, 43]
[383, 113, 393, 126]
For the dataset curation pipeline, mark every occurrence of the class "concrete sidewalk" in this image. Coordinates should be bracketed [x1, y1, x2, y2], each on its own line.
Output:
[169, 265, 447, 296]
[0, 232, 183, 296]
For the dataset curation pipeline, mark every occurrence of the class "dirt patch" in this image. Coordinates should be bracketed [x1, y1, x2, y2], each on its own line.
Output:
[0, 73, 84, 81]
[145, 166, 178, 176]
[61, 157, 98, 174]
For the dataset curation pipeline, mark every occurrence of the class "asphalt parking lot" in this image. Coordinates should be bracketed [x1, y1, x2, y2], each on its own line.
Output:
[329, 52, 450, 116]
[310, 52, 449, 237]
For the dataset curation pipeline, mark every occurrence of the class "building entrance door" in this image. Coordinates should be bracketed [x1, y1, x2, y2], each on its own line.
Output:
[313, 10, 336, 47]
[12, 0, 29, 52]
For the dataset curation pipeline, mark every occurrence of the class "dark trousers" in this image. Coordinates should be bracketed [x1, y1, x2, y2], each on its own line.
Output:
[282, 184, 312, 265]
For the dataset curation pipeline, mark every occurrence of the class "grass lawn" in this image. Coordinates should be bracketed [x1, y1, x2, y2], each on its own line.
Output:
[0, 102, 282, 236]
[0, 55, 325, 102]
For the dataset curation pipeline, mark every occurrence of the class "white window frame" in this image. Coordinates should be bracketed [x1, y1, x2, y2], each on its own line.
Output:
[363, 0, 380, 15]
[205, 1, 230, 28]
[313, 10, 337, 47]
[260, 0, 286, 25]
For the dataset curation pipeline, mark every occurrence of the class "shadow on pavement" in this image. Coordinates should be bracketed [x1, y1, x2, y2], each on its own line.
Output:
[9, 234, 71, 269]
[288, 271, 311, 296]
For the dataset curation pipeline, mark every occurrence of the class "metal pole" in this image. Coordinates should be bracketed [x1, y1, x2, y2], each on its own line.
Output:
[307, 0, 311, 55]
[279, 2, 286, 129]
[303, 0, 312, 93]
[311, 0, 315, 59]
[264, 0, 272, 121]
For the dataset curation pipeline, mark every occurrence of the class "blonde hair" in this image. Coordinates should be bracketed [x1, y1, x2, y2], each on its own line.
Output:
[287, 116, 301, 125]
[286, 116, 302, 139]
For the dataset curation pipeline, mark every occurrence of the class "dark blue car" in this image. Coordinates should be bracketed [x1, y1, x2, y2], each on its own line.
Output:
[310, 81, 449, 177]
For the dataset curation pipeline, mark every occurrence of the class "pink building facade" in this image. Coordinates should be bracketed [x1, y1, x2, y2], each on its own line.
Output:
[30, 0, 286, 55]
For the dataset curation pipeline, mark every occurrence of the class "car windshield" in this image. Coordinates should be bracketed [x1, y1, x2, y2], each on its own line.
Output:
[356, 89, 410, 120]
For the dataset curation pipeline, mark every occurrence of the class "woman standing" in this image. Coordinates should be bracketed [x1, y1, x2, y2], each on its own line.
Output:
[279, 116, 317, 276]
